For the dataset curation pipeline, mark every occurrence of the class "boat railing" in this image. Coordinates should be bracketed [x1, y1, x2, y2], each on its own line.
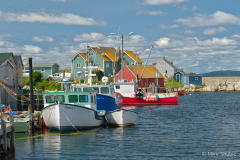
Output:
[138, 87, 183, 93]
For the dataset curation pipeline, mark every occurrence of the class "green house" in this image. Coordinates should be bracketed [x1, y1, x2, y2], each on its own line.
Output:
[24, 63, 60, 79]
[71, 46, 144, 79]
[71, 47, 119, 78]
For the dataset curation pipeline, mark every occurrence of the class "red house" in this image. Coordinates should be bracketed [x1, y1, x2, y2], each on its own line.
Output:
[114, 65, 164, 88]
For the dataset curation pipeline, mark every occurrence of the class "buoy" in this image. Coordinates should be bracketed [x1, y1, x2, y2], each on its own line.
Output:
[156, 95, 159, 99]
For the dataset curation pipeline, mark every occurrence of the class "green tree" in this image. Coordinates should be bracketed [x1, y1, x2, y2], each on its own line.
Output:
[32, 72, 42, 85]
[93, 70, 104, 81]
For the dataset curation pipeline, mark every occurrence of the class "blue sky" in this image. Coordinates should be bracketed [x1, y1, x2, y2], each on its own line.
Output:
[1, 0, 240, 74]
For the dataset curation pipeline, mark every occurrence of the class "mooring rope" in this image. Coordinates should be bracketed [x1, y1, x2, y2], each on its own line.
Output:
[15, 132, 131, 140]
[58, 105, 82, 134]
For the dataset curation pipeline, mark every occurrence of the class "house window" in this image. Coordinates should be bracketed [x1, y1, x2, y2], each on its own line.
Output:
[89, 52, 93, 56]
[41, 68, 44, 72]
[106, 63, 109, 68]
[195, 77, 198, 80]
[76, 63, 81, 68]
[53, 67, 55, 72]
[77, 54, 80, 58]
[96, 63, 100, 68]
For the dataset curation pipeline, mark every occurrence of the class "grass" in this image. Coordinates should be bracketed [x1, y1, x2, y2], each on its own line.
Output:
[164, 77, 184, 88]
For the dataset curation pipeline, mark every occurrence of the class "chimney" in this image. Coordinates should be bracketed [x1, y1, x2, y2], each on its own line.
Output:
[117, 46, 120, 60]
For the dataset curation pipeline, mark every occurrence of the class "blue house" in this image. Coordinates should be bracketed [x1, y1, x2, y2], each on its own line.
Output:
[24, 63, 60, 79]
[182, 72, 202, 85]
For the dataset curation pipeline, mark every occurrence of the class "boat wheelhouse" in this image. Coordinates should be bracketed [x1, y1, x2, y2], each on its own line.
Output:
[42, 91, 104, 131]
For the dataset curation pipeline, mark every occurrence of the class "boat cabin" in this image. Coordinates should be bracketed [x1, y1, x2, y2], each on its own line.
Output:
[43, 91, 97, 110]
[114, 82, 137, 97]
[72, 84, 115, 98]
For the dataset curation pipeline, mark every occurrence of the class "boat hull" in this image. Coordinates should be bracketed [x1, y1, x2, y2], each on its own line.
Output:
[105, 109, 138, 127]
[119, 95, 179, 105]
[42, 103, 104, 131]
[96, 94, 119, 112]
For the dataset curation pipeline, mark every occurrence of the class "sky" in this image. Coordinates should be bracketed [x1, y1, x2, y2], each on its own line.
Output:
[1, 0, 240, 74]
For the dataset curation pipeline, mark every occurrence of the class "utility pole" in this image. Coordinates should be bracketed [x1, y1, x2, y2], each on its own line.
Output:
[29, 57, 34, 130]
[121, 34, 124, 80]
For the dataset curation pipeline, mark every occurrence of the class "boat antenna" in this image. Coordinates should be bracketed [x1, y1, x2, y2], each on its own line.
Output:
[139, 45, 154, 83]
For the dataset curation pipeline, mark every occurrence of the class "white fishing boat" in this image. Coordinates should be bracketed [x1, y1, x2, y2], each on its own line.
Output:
[42, 90, 105, 131]
[72, 65, 136, 127]
[105, 109, 138, 127]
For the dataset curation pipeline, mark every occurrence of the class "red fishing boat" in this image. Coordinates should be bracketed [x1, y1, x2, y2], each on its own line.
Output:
[114, 82, 179, 105]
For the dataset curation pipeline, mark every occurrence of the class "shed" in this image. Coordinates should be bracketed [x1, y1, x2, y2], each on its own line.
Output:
[24, 63, 60, 79]
[182, 72, 202, 85]
[174, 70, 187, 82]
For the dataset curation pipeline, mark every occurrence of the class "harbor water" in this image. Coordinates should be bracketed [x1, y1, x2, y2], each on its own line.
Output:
[2, 91, 240, 159]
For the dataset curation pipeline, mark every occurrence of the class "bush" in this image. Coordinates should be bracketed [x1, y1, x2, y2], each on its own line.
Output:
[32, 72, 42, 85]
[93, 70, 104, 81]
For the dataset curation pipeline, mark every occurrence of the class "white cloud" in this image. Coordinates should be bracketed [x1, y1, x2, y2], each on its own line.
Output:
[176, 11, 240, 27]
[143, 0, 188, 6]
[178, 5, 198, 11]
[23, 45, 43, 53]
[231, 34, 240, 39]
[155, 37, 170, 47]
[154, 37, 239, 52]
[0, 10, 106, 26]
[136, 11, 167, 16]
[159, 24, 180, 29]
[33, 36, 54, 42]
[191, 61, 199, 66]
[184, 30, 194, 34]
[74, 32, 105, 42]
[0, 34, 12, 40]
[203, 27, 227, 35]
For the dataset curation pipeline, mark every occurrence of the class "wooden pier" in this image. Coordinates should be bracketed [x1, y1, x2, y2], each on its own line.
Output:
[0, 109, 15, 155]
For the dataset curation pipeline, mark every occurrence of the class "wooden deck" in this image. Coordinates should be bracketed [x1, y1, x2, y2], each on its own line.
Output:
[0, 119, 15, 155]
[0, 123, 12, 135]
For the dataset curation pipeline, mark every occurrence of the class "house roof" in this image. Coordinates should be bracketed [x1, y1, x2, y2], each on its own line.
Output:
[79, 53, 93, 61]
[105, 50, 117, 61]
[124, 51, 143, 63]
[13, 55, 23, 67]
[127, 65, 164, 78]
[25, 63, 60, 68]
[97, 52, 110, 61]
[162, 58, 178, 70]
[90, 47, 115, 62]
[184, 72, 202, 76]
[0, 52, 13, 65]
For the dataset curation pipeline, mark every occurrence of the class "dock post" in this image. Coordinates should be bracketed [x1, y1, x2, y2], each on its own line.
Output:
[1, 107, 7, 154]
[29, 57, 34, 130]
[9, 105, 15, 151]
[1, 119, 7, 154]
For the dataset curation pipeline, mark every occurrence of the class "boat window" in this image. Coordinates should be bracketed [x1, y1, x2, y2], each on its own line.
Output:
[91, 96, 93, 103]
[45, 95, 55, 103]
[94, 95, 96, 104]
[79, 95, 88, 102]
[115, 85, 120, 89]
[101, 87, 109, 94]
[111, 88, 115, 94]
[83, 87, 99, 93]
[69, 95, 78, 103]
[56, 95, 65, 103]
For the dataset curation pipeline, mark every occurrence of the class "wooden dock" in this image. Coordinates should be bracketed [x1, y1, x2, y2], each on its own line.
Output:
[0, 111, 15, 155]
